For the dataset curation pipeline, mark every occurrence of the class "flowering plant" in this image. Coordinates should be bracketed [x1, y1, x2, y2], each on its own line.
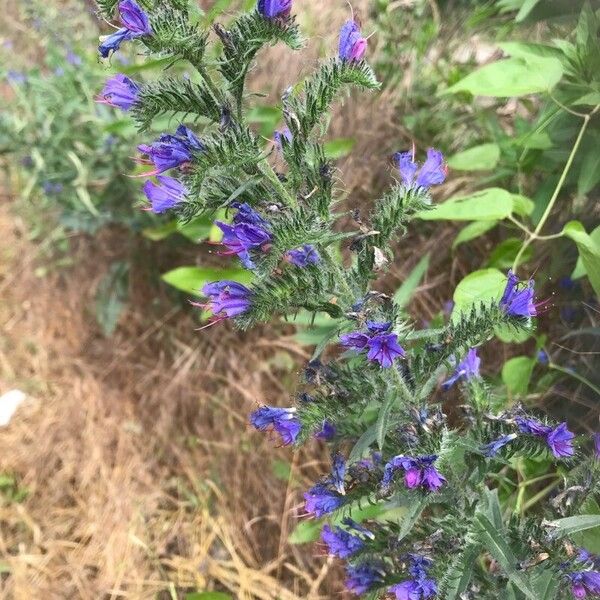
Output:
[94, 1, 600, 597]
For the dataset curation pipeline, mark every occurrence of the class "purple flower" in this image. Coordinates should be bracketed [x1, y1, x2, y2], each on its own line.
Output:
[330, 454, 346, 495]
[257, 0, 292, 19]
[389, 579, 437, 600]
[382, 455, 446, 492]
[304, 484, 344, 517]
[482, 433, 517, 457]
[274, 128, 292, 151]
[97, 74, 140, 111]
[321, 524, 364, 558]
[537, 349, 549, 365]
[340, 331, 370, 350]
[394, 148, 447, 189]
[201, 281, 252, 319]
[119, 0, 152, 34]
[366, 321, 392, 334]
[142, 176, 186, 214]
[98, 0, 151, 58]
[569, 571, 600, 598]
[230, 202, 269, 228]
[216, 222, 271, 269]
[138, 125, 203, 175]
[593, 433, 600, 460]
[367, 333, 405, 368]
[500, 270, 538, 318]
[250, 406, 301, 445]
[338, 20, 367, 62]
[286, 245, 320, 267]
[6, 70, 27, 84]
[517, 417, 574, 458]
[315, 420, 336, 440]
[345, 563, 384, 595]
[547, 422, 575, 458]
[66, 50, 82, 66]
[442, 348, 481, 390]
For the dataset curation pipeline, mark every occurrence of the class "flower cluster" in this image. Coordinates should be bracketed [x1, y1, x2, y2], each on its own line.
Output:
[95, 0, 598, 597]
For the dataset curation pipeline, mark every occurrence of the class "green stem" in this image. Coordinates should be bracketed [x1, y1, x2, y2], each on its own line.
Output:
[549, 362, 600, 398]
[196, 64, 224, 109]
[257, 161, 297, 207]
[512, 104, 600, 272]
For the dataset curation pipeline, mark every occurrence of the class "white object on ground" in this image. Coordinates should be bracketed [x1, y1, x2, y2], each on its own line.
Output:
[0, 389, 27, 426]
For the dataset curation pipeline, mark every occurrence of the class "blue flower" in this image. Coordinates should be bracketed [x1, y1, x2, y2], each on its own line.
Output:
[516, 417, 574, 458]
[482, 433, 517, 457]
[382, 455, 446, 492]
[201, 281, 252, 319]
[66, 49, 82, 66]
[97, 74, 140, 111]
[257, 0, 292, 19]
[230, 202, 269, 228]
[340, 331, 370, 350]
[389, 579, 437, 600]
[274, 128, 292, 151]
[442, 348, 480, 390]
[98, 0, 152, 58]
[367, 333, 406, 368]
[315, 420, 336, 440]
[338, 20, 367, 62]
[568, 570, 600, 598]
[138, 125, 204, 175]
[216, 222, 271, 269]
[537, 349, 549, 365]
[285, 245, 320, 267]
[366, 321, 392, 334]
[500, 270, 538, 318]
[330, 453, 346, 495]
[304, 484, 344, 517]
[393, 148, 447, 189]
[321, 524, 364, 558]
[593, 433, 600, 460]
[142, 176, 186, 214]
[345, 563, 384, 595]
[6, 70, 27, 84]
[250, 406, 301, 445]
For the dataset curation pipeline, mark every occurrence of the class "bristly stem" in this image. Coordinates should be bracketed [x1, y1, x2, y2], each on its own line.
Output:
[257, 160, 298, 207]
[512, 104, 600, 272]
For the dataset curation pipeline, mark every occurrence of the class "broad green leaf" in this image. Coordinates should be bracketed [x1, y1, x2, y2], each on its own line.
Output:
[475, 514, 537, 599]
[515, 0, 542, 22]
[572, 225, 600, 280]
[178, 216, 212, 242]
[488, 238, 533, 269]
[349, 424, 378, 463]
[447, 143, 500, 171]
[574, 92, 600, 106]
[578, 146, 600, 196]
[453, 221, 498, 249]
[445, 56, 563, 97]
[498, 41, 564, 61]
[162, 266, 253, 295]
[376, 390, 396, 450]
[323, 138, 356, 159]
[288, 519, 322, 544]
[393, 254, 430, 308]
[417, 188, 513, 221]
[142, 220, 178, 241]
[572, 498, 600, 553]
[452, 268, 506, 316]
[510, 194, 535, 217]
[563, 221, 600, 297]
[530, 568, 560, 600]
[494, 324, 531, 344]
[549, 515, 600, 537]
[95, 261, 129, 336]
[398, 498, 427, 541]
[502, 356, 535, 395]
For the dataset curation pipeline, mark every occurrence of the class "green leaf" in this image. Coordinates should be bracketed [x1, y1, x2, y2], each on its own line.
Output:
[578, 147, 600, 196]
[162, 266, 253, 295]
[442, 544, 481, 599]
[178, 215, 212, 242]
[510, 194, 535, 217]
[548, 515, 600, 537]
[376, 390, 396, 450]
[142, 220, 178, 241]
[572, 224, 600, 279]
[393, 254, 430, 309]
[95, 261, 129, 337]
[452, 268, 506, 315]
[349, 424, 378, 464]
[515, 0, 542, 22]
[474, 514, 537, 599]
[488, 238, 533, 269]
[563, 221, 600, 296]
[323, 138, 356, 159]
[288, 519, 322, 544]
[417, 188, 513, 221]
[572, 498, 600, 553]
[453, 221, 498, 249]
[398, 497, 427, 541]
[447, 143, 500, 171]
[502, 356, 535, 395]
[445, 56, 563, 97]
